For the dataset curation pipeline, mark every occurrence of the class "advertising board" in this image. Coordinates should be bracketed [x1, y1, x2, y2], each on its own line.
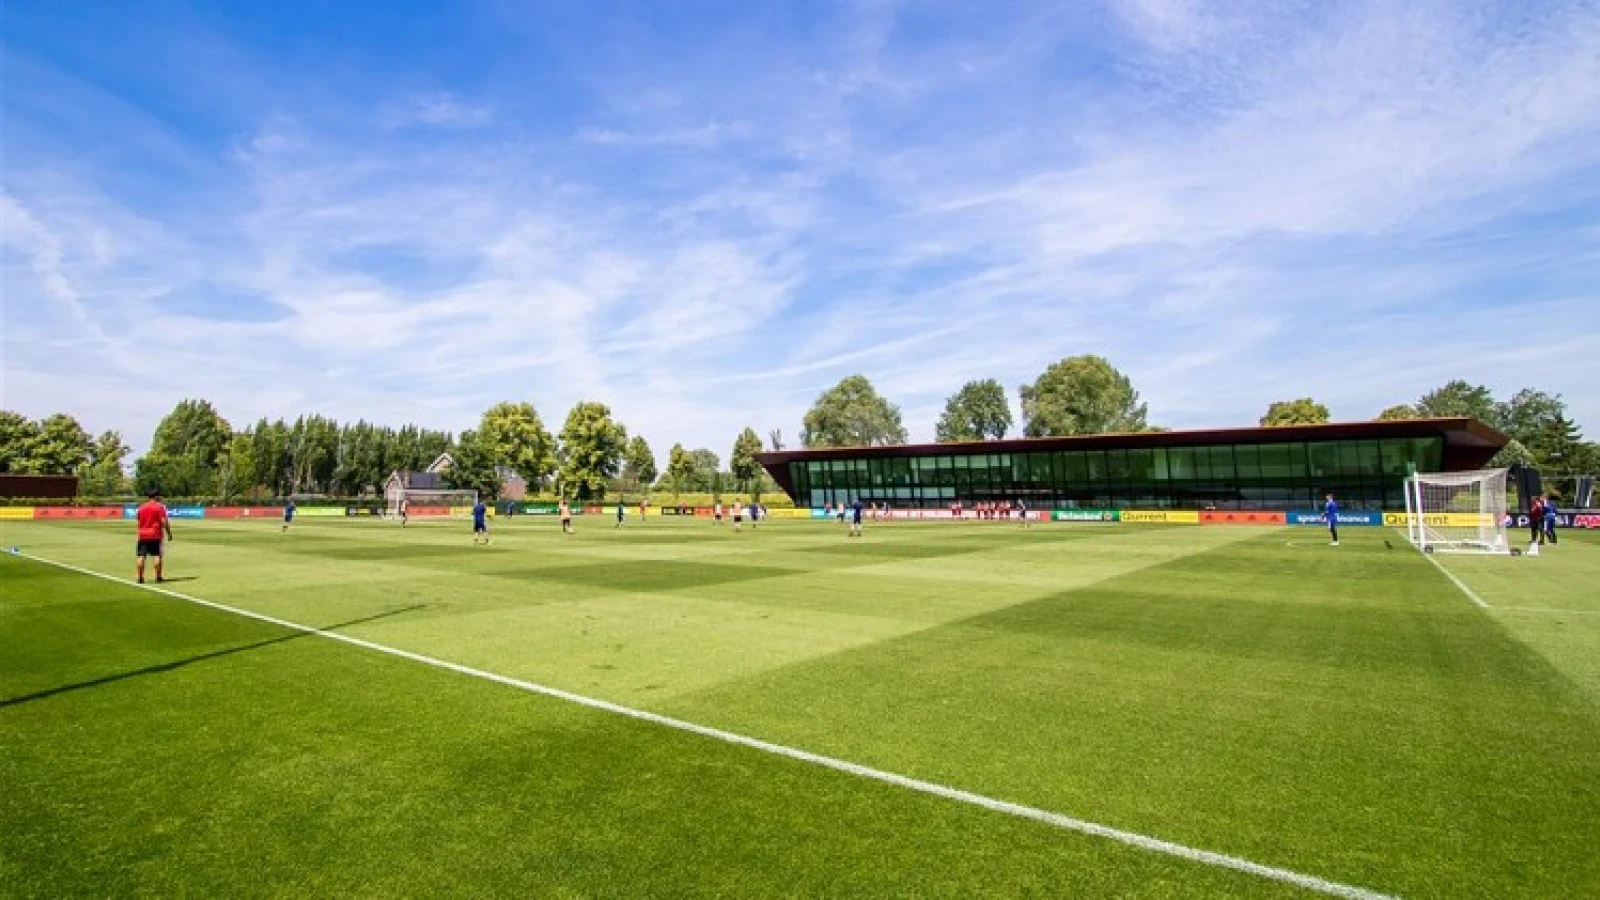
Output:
[1121, 510, 1201, 524]
[0, 507, 34, 520]
[1053, 509, 1119, 522]
[1286, 510, 1382, 526]
[34, 507, 123, 520]
[1200, 510, 1287, 525]
[1382, 512, 1495, 528]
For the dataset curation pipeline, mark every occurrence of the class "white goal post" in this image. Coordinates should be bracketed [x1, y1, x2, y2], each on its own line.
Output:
[385, 488, 479, 519]
[1401, 468, 1510, 555]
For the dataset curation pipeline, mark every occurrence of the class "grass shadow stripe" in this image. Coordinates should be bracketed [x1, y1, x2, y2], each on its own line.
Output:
[8, 550, 1396, 900]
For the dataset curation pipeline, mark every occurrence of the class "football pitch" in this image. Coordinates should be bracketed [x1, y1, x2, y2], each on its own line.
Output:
[3, 517, 1597, 898]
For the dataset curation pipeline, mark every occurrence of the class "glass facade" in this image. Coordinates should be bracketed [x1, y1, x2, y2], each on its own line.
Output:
[786, 438, 1444, 511]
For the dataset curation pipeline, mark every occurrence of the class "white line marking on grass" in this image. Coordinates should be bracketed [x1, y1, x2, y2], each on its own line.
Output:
[1494, 606, 1600, 615]
[13, 551, 1397, 900]
[1420, 553, 1490, 609]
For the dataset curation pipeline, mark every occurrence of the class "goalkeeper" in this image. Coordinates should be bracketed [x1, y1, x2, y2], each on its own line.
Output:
[1324, 493, 1340, 546]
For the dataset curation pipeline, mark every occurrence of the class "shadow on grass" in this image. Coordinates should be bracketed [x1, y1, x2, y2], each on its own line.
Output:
[0, 604, 429, 709]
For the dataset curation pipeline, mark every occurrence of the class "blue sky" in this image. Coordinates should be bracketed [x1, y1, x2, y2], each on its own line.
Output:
[3, 0, 1597, 457]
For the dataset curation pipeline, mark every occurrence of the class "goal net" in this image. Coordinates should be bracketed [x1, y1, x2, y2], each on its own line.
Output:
[1402, 468, 1510, 555]
[385, 488, 478, 519]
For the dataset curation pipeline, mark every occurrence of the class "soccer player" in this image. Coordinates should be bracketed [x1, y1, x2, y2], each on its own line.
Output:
[732, 499, 744, 532]
[714, 501, 724, 526]
[1324, 493, 1340, 546]
[616, 498, 626, 529]
[135, 490, 173, 584]
[472, 498, 489, 545]
[559, 499, 573, 534]
[400, 497, 409, 527]
[282, 498, 295, 533]
[1529, 495, 1545, 545]
[1543, 496, 1559, 545]
[849, 497, 863, 537]
[1017, 497, 1029, 528]
[639, 498, 649, 524]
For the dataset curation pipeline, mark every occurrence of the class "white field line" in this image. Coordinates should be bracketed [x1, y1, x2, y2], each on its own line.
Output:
[1493, 606, 1600, 616]
[1420, 553, 1491, 609]
[12, 551, 1397, 900]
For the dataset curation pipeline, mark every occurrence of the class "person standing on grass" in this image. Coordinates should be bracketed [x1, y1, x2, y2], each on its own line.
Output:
[616, 498, 626, 529]
[848, 497, 864, 537]
[135, 490, 173, 584]
[714, 500, 724, 526]
[282, 498, 295, 533]
[559, 498, 573, 534]
[1543, 496, 1559, 545]
[1528, 495, 1545, 544]
[472, 498, 490, 545]
[400, 496, 409, 527]
[1017, 497, 1029, 528]
[1324, 493, 1340, 546]
[639, 498, 648, 524]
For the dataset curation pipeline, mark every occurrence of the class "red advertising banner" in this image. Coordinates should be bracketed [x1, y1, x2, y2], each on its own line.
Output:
[1201, 511, 1287, 525]
[408, 506, 451, 517]
[34, 506, 123, 520]
[206, 507, 286, 518]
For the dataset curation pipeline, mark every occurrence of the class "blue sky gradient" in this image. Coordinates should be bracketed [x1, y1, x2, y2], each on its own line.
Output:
[3, 0, 1597, 455]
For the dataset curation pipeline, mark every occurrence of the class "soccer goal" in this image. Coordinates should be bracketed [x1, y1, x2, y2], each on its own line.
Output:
[1402, 468, 1510, 555]
[385, 488, 478, 519]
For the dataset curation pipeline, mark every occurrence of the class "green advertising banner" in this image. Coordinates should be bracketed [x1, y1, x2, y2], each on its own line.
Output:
[1053, 509, 1120, 522]
[522, 503, 560, 515]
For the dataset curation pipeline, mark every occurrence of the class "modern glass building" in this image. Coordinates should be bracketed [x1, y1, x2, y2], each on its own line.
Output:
[758, 418, 1506, 511]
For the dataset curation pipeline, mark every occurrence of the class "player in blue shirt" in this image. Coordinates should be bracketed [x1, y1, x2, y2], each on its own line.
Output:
[1324, 493, 1340, 546]
[472, 500, 489, 545]
[849, 498, 863, 538]
[1542, 496, 1559, 545]
[282, 498, 295, 533]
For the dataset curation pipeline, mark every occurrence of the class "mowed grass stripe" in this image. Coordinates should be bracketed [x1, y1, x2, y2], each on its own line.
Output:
[3, 554, 1388, 896]
[662, 529, 1600, 898]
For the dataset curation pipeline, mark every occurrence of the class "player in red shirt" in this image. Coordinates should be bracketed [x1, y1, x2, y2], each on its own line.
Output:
[135, 491, 173, 584]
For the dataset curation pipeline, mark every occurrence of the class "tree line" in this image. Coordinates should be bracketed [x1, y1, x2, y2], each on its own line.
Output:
[5, 359, 1593, 501]
[0, 399, 777, 502]
[797, 355, 1596, 473]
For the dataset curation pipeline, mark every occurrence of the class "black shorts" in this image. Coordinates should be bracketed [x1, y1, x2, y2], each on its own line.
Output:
[474, 522, 487, 533]
[136, 539, 163, 557]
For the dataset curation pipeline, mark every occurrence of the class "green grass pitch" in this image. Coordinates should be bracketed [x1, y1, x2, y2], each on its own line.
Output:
[3, 516, 1597, 898]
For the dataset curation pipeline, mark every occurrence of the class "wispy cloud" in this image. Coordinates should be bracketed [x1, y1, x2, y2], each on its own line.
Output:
[2, 0, 1597, 457]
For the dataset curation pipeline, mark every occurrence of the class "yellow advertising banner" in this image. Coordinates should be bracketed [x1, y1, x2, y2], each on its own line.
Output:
[1121, 510, 1201, 524]
[1382, 512, 1494, 528]
[0, 507, 36, 520]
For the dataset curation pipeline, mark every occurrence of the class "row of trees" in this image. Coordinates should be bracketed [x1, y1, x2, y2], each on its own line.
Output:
[0, 411, 131, 494]
[794, 361, 1596, 474]
[801, 356, 1154, 449]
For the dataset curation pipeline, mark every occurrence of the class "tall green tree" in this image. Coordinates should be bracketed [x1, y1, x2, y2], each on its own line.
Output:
[149, 399, 232, 465]
[557, 402, 628, 501]
[730, 427, 764, 492]
[1376, 404, 1420, 421]
[478, 402, 557, 488]
[623, 436, 658, 491]
[20, 413, 92, 474]
[80, 430, 131, 495]
[801, 375, 907, 448]
[1414, 380, 1496, 422]
[664, 443, 696, 498]
[0, 411, 39, 473]
[443, 429, 503, 499]
[688, 449, 721, 492]
[1489, 438, 1535, 468]
[1021, 355, 1148, 437]
[1535, 413, 1585, 471]
[1259, 398, 1331, 427]
[935, 379, 1013, 442]
[1495, 389, 1565, 447]
[216, 433, 256, 502]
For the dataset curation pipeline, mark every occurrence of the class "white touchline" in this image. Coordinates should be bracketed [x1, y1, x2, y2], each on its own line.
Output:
[14, 551, 1397, 900]
[1420, 553, 1491, 609]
